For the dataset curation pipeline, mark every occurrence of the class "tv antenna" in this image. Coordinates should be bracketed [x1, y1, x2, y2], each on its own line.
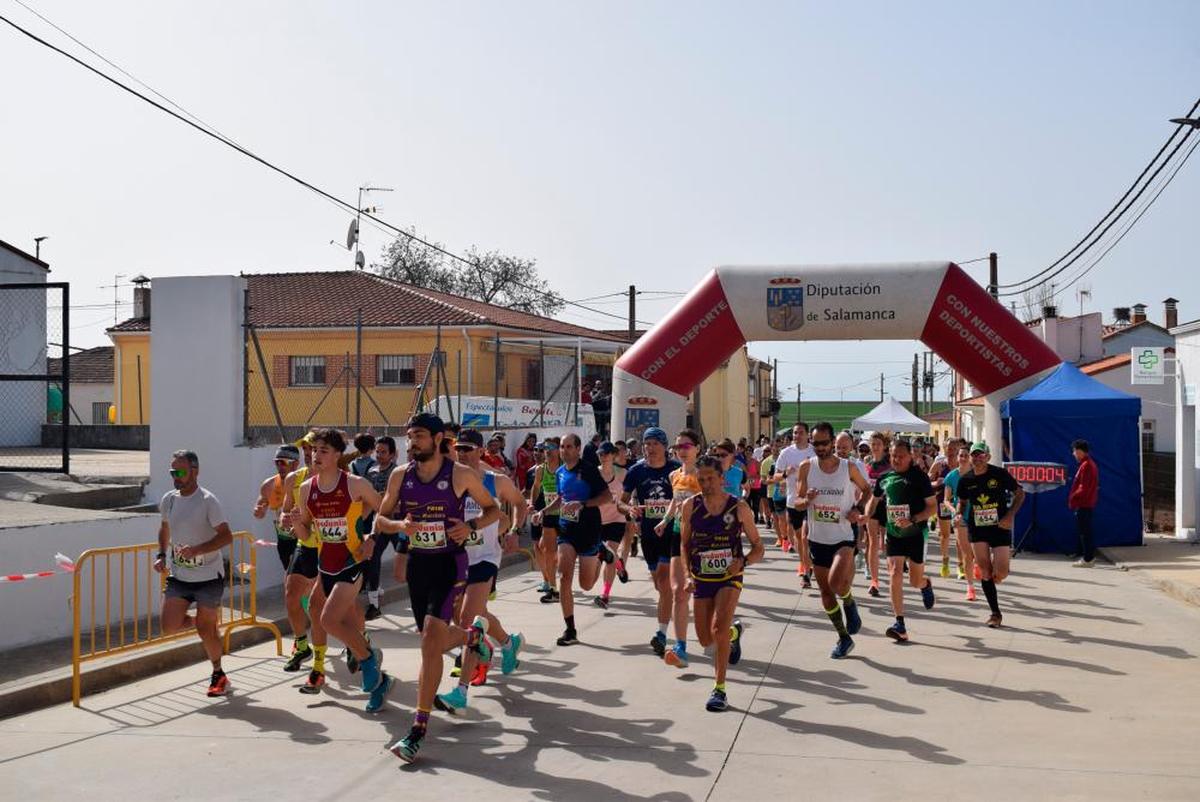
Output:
[1076, 284, 1092, 317]
[348, 184, 394, 269]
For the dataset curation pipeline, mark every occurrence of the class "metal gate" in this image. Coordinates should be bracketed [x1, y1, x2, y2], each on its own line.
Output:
[0, 281, 70, 472]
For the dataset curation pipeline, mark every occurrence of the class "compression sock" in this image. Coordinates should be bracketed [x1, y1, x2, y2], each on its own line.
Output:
[294, 634, 308, 652]
[826, 605, 848, 638]
[312, 644, 327, 673]
[413, 708, 430, 734]
[602, 581, 613, 598]
[714, 682, 726, 693]
[564, 615, 575, 631]
[839, 590, 858, 615]
[981, 579, 1000, 615]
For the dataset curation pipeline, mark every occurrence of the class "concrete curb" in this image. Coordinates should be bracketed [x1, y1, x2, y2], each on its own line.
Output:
[1097, 547, 1200, 609]
[0, 550, 536, 720]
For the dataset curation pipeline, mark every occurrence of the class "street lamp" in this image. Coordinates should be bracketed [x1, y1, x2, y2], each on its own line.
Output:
[33, 236, 47, 260]
[1169, 117, 1200, 129]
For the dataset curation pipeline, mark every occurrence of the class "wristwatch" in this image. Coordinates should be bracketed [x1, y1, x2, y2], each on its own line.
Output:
[155, 551, 166, 560]
[468, 519, 479, 533]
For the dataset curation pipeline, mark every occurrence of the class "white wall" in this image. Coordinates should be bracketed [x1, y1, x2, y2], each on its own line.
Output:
[66, 382, 113, 425]
[1174, 327, 1199, 540]
[1090, 365, 1177, 454]
[1035, 313, 1103, 364]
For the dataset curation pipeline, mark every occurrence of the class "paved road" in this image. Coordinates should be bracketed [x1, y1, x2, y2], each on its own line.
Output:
[2, 541, 1198, 801]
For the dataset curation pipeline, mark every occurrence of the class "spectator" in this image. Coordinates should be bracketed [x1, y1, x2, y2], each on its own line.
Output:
[582, 432, 602, 466]
[515, 432, 538, 491]
[590, 382, 611, 438]
[482, 434, 510, 475]
[350, 432, 376, 477]
[1069, 439, 1099, 567]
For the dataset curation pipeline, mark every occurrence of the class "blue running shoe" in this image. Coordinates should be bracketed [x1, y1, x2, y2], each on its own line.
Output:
[650, 631, 667, 656]
[705, 689, 728, 712]
[390, 727, 425, 763]
[831, 636, 855, 659]
[921, 580, 935, 610]
[501, 632, 523, 675]
[365, 672, 393, 713]
[469, 615, 492, 662]
[358, 647, 383, 693]
[435, 685, 468, 714]
[844, 601, 862, 636]
[729, 619, 744, 665]
[885, 621, 909, 642]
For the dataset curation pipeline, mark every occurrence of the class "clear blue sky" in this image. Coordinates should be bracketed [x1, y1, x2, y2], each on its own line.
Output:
[2, 1, 1197, 400]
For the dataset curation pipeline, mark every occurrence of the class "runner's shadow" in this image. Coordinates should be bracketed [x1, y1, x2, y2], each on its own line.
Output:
[999, 598, 1139, 626]
[1033, 627, 1195, 659]
[196, 692, 332, 743]
[923, 637, 1126, 676]
[734, 658, 925, 715]
[750, 697, 964, 764]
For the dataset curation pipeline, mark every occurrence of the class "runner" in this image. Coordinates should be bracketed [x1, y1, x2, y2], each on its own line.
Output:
[363, 436, 399, 620]
[155, 449, 234, 697]
[657, 429, 703, 668]
[759, 441, 779, 535]
[278, 437, 329, 683]
[622, 427, 681, 656]
[680, 455, 764, 711]
[529, 438, 563, 603]
[796, 423, 873, 658]
[835, 431, 870, 572]
[716, 439, 748, 501]
[776, 423, 816, 587]
[943, 446, 977, 599]
[534, 433, 613, 646]
[435, 428, 527, 713]
[765, 440, 790, 547]
[863, 431, 893, 597]
[251, 444, 313, 669]
[867, 439, 938, 642]
[955, 442, 1024, 628]
[594, 441, 632, 610]
[746, 446, 764, 525]
[375, 413, 500, 763]
[290, 429, 387, 710]
[928, 438, 960, 579]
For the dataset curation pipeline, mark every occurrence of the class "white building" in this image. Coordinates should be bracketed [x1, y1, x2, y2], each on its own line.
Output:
[0, 238, 50, 447]
[1170, 316, 1200, 541]
[48, 346, 114, 425]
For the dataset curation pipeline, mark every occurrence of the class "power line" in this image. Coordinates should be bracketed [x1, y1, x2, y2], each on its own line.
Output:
[0, 10, 657, 327]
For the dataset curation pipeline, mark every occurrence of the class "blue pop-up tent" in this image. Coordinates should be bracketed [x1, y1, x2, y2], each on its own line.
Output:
[1001, 362, 1143, 553]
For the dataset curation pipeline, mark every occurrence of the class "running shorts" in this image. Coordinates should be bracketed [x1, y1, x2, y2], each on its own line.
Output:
[638, 529, 671, 570]
[407, 551, 469, 630]
[287, 544, 319, 579]
[319, 562, 364, 596]
[601, 522, 626, 543]
[276, 536, 297, 571]
[541, 514, 561, 532]
[557, 523, 602, 557]
[885, 534, 925, 564]
[809, 539, 856, 569]
[668, 527, 682, 558]
[872, 503, 888, 526]
[787, 507, 807, 530]
[771, 498, 787, 513]
[164, 576, 224, 609]
[693, 575, 743, 599]
[467, 559, 499, 585]
[968, 527, 1014, 549]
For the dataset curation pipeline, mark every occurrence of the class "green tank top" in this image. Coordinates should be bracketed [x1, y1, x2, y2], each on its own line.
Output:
[540, 464, 558, 496]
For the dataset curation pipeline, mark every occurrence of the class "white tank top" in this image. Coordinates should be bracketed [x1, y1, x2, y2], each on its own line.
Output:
[465, 471, 502, 566]
[804, 456, 856, 545]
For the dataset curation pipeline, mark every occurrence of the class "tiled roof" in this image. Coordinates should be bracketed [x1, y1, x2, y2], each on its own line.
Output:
[48, 346, 113, 383]
[1100, 319, 1168, 339]
[108, 271, 628, 342]
[1079, 353, 1130, 374]
[107, 317, 149, 333]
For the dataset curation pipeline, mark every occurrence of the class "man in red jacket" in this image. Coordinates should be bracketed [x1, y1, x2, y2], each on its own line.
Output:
[1069, 439, 1099, 567]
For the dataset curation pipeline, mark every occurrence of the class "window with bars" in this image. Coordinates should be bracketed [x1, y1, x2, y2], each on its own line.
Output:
[92, 402, 111, 425]
[1141, 419, 1156, 453]
[377, 354, 417, 386]
[290, 356, 326, 387]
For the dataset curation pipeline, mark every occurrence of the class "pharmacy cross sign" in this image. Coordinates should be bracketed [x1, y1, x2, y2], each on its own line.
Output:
[1131, 347, 1166, 386]
[1137, 349, 1160, 370]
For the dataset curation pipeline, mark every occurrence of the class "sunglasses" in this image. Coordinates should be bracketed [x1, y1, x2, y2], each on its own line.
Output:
[168, 468, 189, 479]
[675, 443, 696, 451]
[811, 439, 832, 447]
[454, 445, 477, 452]
[715, 451, 731, 457]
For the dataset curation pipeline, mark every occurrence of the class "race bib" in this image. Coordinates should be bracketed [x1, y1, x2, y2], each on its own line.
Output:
[464, 525, 485, 547]
[699, 548, 734, 576]
[973, 507, 1000, 527]
[644, 500, 670, 520]
[171, 546, 204, 569]
[812, 504, 841, 525]
[886, 504, 909, 525]
[273, 520, 295, 540]
[561, 505, 580, 524]
[314, 517, 348, 544]
[410, 521, 448, 550]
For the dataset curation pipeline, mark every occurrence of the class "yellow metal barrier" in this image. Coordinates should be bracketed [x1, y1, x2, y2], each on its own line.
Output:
[72, 531, 282, 706]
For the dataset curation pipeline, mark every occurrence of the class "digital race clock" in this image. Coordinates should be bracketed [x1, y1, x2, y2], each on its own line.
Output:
[1003, 462, 1068, 492]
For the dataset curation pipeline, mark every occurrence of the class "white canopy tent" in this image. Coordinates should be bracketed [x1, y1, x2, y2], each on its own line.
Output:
[851, 396, 930, 434]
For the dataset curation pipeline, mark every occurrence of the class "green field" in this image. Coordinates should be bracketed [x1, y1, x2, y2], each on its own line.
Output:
[775, 400, 950, 434]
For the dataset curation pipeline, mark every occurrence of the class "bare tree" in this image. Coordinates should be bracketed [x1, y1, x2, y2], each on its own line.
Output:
[373, 225, 459, 289]
[1018, 283, 1056, 323]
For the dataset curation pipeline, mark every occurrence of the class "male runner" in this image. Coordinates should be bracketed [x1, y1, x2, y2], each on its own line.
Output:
[796, 423, 872, 658]
[955, 442, 1024, 627]
[529, 438, 563, 602]
[278, 438, 329, 682]
[290, 429, 388, 710]
[863, 431, 893, 596]
[680, 456, 763, 711]
[867, 439, 937, 642]
[716, 439, 748, 500]
[156, 450, 234, 697]
[594, 441, 632, 609]
[944, 447, 976, 598]
[928, 438, 961, 578]
[363, 436, 399, 619]
[536, 433, 613, 646]
[657, 429, 703, 668]
[435, 428, 527, 712]
[375, 413, 500, 763]
[622, 427, 680, 656]
[776, 423, 815, 587]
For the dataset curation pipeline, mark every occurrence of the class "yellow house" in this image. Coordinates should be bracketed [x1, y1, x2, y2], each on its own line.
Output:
[107, 270, 631, 435]
[688, 346, 774, 444]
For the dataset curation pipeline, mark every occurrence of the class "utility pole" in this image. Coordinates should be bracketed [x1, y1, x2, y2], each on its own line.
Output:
[879, 372, 884, 402]
[911, 353, 919, 413]
[795, 383, 802, 425]
[988, 252, 999, 299]
[628, 284, 636, 341]
[772, 358, 779, 434]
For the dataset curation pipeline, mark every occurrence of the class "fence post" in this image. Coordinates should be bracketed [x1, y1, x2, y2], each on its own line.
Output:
[493, 333, 500, 428]
[355, 309, 363, 430]
[538, 340, 545, 426]
[62, 282, 71, 473]
[242, 287, 251, 443]
[248, 327, 287, 443]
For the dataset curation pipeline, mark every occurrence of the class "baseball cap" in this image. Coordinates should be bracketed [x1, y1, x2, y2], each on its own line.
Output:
[293, 431, 317, 448]
[642, 427, 668, 445]
[457, 428, 484, 448]
[598, 441, 618, 455]
[274, 444, 301, 461]
[407, 412, 445, 435]
[969, 441, 990, 454]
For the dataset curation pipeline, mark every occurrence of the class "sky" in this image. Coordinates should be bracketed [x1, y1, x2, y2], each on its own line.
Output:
[2, 1, 1198, 401]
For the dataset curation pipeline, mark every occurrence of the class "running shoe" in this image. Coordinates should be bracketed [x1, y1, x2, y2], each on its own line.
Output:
[450, 652, 462, 678]
[844, 602, 862, 636]
[500, 633, 523, 674]
[299, 669, 326, 694]
[973, 564, 982, 580]
[389, 728, 425, 763]
[207, 670, 229, 697]
[868, 581, 880, 597]
[283, 644, 312, 672]
[345, 646, 359, 675]
[729, 619, 744, 665]
[885, 621, 909, 642]
[470, 662, 489, 687]
[830, 636, 855, 659]
[359, 647, 384, 693]
[435, 685, 468, 714]
[365, 672, 394, 713]
[987, 613, 1003, 629]
[593, 595, 610, 610]
[650, 631, 667, 656]
[665, 642, 689, 668]
[599, 545, 615, 565]
[921, 580, 936, 610]
[468, 616, 492, 661]
[616, 559, 629, 584]
[556, 628, 579, 646]
[1072, 559, 1095, 568]
[364, 603, 382, 621]
[966, 586, 977, 602]
[536, 580, 552, 594]
[939, 562, 950, 579]
[705, 689, 728, 712]
[539, 589, 560, 604]
[957, 568, 966, 581]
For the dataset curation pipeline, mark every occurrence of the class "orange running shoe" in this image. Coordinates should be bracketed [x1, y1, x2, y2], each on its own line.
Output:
[470, 661, 490, 687]
[966, 586, 977, 602]
[973, 564, 982, 580]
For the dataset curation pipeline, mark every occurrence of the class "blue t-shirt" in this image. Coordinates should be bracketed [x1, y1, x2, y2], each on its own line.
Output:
[556, 460, 607, 532]
[945, 468, 965, 509]
[723, 462, 747, 497]
[622, 458, 680, 537]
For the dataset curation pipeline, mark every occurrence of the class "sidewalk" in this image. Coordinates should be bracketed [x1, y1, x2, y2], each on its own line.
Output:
[1100, 533, 1200, 608]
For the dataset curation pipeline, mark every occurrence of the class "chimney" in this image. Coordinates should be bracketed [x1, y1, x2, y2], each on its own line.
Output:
[1043, 305, 1058, 319]
[1164, 297, 1179, 329]
[132, 274, 151, 320]
[1112, 307, 1131, 326]
[1131, 303, 1147, 324]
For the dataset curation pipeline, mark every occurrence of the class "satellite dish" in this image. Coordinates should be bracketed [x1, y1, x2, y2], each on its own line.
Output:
[346, 219, 359, 250]
[355, 250, 366, 270]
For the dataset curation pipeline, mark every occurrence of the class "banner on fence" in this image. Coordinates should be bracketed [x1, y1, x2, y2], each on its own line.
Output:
[431, 396, 594, 428]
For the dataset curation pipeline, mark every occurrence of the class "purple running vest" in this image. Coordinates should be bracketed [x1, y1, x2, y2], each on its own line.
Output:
[397, 457, 466, 555]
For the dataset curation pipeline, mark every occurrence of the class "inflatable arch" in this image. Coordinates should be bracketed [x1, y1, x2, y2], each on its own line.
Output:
[611, 262, 1063, 456]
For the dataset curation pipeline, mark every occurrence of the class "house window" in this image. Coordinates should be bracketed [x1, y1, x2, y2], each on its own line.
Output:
[1141, 419, 1156, 453]
[290, 356, 326, 387]
[377, 355, 416, 386]
[92, 402, 111, 425]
